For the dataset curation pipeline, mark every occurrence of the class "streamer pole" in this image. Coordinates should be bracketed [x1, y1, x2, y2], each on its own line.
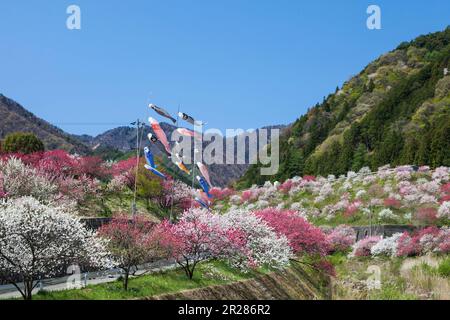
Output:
[169, 105, 181, 223]
[132, 119, 140, 216]
[191, 121, 196, 190]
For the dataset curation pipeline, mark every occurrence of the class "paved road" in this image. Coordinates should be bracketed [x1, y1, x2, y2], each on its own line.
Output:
[0, 259, 178, 300]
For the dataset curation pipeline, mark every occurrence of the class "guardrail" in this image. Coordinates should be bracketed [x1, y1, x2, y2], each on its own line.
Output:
[79, 217, 113, 230]
[352, 224, 418, 241]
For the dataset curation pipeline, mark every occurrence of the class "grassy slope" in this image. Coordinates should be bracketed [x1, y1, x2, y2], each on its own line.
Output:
[33, 261, 270, 300]
[33, 259, 329, 300]
[330, 252, 450, 300]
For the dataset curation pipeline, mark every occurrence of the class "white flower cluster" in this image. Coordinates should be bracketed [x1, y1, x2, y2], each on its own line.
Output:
[221, 209, 293, 269]
[378, 208, 399, 221]
[219, 164, 449, 224]
[370, 233, 403, 257]
[0, 157, 58, 202]
[355, 189, 367, 199]
[437, 201, 450, 219]
[0, 197, 113, 293]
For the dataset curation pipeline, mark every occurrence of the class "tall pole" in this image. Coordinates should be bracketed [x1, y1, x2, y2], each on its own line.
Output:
[132, 119, 140, 216]
[169, 105, 181, 223]
[191, 121, 196, 190]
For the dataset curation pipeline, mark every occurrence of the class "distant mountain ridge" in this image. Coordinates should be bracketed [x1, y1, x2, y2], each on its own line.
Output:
[77, 123, 287, 187]
[0, 94, 90, 154]
[0, 94, 283, 186]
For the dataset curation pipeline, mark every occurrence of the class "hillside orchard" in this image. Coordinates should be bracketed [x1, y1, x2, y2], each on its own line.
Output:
[0, 149, 449, 299]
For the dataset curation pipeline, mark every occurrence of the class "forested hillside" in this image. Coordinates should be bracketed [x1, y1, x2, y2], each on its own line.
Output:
[238, 27, 450, 188]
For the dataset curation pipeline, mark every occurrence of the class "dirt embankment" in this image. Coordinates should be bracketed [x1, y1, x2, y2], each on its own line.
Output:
[144, 262, 330, 300]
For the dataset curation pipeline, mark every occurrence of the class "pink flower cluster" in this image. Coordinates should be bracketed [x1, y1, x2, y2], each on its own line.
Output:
[345, 200, 362, 217]
[414, 207, 438, 224]
[255, 208, 330, 256]
[209, 187, 234, 201]
[396, 227, 449, 256]
[241, 188, 263, 203]
[325, 225, 357, 253]
[3, 150, 111, 180]
[98, 214, 156, 256]
[153, 209, 252, 278]
[351, 236, 382, 257]
[383, 197, 401, 209]
[278, 180, 295, 194]
[440, 183, 450, 203]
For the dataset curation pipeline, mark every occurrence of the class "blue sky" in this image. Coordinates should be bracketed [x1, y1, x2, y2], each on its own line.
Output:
[0, 1, 449, 136]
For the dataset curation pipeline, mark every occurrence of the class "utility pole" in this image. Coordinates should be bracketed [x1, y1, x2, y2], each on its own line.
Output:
[131, 119, 142, 217]
[169, 106, 181, 223]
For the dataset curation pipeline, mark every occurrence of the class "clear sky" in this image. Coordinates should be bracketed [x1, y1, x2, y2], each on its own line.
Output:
[0, 0, 449, 136]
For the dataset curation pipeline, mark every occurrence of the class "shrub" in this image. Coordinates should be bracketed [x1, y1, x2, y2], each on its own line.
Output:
[345, 200, 362, 217]
[75, 156, 110, 180]
[111, 157, 138, 189]
[396, 232, 421, 257]
[434, 227, 450, 254]
[209, 187, 234, 200]
[312, 259, 336, 277]
[383, 197, 401, 209]
[2, 132, 44, 154]
[278, 180, 294, 194]
[414, 207, 438, 224]
[440, 183, 450, 203]
[350, 236, 382, 257]
[370, 233, 403, 257]
[417, 226, 441, 253]
[326, 225, 356, 253]
[378, 208, 399, 221]
[241, 190, 259, 203]
[437, 201, 450, 219]
[437, 257, 450, 277]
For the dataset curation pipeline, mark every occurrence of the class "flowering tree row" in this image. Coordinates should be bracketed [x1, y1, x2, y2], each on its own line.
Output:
[0, 151, 194, 216]
[349, 226, 449, 258]
[149, 207, 348, 279]
[97, 207, 348, 283]
[211, 165, 450, 226]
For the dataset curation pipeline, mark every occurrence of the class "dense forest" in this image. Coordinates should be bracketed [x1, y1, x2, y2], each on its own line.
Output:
[238, 27, 450, 188]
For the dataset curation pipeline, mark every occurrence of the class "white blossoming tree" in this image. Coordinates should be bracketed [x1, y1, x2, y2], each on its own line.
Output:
[0, 197, 113, 300]
[221, 209, 293, 269]
[437, 201, 450, 219]
[370, 233, 403, 257]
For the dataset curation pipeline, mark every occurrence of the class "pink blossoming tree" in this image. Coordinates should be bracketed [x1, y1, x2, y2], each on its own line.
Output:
[255, 208, 330, 257]
[153, 209, 248, 279]
[98, 214, 157, 290]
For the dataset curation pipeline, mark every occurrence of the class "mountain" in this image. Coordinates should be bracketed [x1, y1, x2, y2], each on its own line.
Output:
[0, 94, 90, 154]
[238, 27, 450, 188]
